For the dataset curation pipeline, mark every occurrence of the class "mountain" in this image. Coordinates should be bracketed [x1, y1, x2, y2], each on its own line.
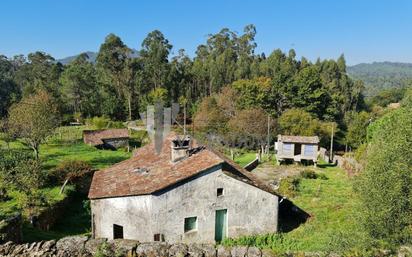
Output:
[57, 49, 139, 65]
[57, 51, 98, 65]
[348, 62, 412, 96]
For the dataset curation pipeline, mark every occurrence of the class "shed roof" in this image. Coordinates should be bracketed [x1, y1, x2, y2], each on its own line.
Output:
[83, 129, 129, 146]
[277, 135, 319, 144]
[88, 132, 278, 199]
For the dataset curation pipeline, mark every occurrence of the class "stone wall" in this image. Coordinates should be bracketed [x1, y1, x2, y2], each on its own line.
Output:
[1, 235, 407, 257]
[0, 214, 22, 243]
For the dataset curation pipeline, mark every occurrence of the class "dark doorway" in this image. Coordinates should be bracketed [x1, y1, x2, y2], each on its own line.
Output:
[215, 209, 227, 242]
[294, 143, 302, 155]
[113, 224, 124, 239]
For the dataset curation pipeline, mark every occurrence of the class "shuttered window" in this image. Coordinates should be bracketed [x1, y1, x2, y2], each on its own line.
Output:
[184, 217, 197, 232]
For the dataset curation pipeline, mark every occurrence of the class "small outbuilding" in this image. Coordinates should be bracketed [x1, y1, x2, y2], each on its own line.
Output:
[276, 135, 319, 166]
[88, 133, 283, 243]
[83, 129, 129, 149]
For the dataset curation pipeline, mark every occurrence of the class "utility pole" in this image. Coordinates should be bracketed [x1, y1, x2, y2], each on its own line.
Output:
[329, 124, 334, 162]
[183, 102, 186, 136]
[267, 114, 270, 155]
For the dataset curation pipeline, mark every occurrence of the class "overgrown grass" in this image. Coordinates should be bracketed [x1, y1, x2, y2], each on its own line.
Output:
[0, 126, 135, 241]
[223, 166, 372, 255]
[234, 152, 257, 167]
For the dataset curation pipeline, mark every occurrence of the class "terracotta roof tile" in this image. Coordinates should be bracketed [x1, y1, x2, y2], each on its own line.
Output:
[278, 134, 319, 144]
[88, 132, 280, 199]
[83, 129, 129, 146]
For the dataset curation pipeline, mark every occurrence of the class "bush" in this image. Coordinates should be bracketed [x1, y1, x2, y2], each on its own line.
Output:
[278, 176, 301, 198]
[49, 160, 92, 184]
[300, 169, 327, 180]
[300, 169, 317, 179]
[85, 116, 125, 130]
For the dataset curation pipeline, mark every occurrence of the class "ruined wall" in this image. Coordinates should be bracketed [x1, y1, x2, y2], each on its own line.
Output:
[0, 214, 22, 243]
[0, 235, 405, 257]
[91, 166, 278, 243]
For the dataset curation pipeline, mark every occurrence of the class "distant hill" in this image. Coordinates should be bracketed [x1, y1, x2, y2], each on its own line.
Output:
[57, 49, 139, 65]
[348, 62, 412, 96]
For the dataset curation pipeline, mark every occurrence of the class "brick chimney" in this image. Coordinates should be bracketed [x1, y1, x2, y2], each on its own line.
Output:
[171, 136, 191, 162]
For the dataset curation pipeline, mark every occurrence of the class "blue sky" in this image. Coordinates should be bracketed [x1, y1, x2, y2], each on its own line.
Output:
[1, 0, 411, 65]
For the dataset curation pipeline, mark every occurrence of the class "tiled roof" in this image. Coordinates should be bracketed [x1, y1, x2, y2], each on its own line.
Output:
[83, 129, 129, 146]
[88, 133, 279, 199]
[277, 135, 319, 144]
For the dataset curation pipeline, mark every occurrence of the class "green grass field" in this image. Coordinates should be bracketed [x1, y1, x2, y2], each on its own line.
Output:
[223, 165, 367, 254]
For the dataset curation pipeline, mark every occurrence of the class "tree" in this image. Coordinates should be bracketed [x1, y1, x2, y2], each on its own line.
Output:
[0, 55, 20, 118]
[278, 108, 325, 137]
[140, 30, 172, 89]
[227, 108, 274, 151]
[356, 105, 412, 244]
[60, 53, 99, 117]
[0, 150, 46, 210]
[96, 34, 137, 120]
[344, 111, 371, 149]
[7, 91, 60, 159]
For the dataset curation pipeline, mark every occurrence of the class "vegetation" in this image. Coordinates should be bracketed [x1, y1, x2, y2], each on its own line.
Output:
[348, 62, 412, 96]
[223, 166, 380, 255]
[356, 104, 412, 245]
[7, 91, 60, 159]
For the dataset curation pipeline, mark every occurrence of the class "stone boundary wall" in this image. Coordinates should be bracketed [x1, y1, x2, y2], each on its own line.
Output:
[0, 235, 356, 257]
[0, 214, 22, 244]
[1, 235, 408, 257]
[244, 157, 259, 171]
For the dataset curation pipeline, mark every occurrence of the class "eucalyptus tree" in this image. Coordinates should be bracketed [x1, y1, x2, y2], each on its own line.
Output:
[60, 53, 99, 117]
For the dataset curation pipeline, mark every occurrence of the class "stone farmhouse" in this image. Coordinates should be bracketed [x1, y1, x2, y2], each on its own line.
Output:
[83, 129, 129, 149]
[88, 133, 282, 243]
[276, 135, 319, 166]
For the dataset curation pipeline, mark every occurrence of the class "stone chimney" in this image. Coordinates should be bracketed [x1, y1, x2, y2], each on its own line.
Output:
[171, 136, 191, 162]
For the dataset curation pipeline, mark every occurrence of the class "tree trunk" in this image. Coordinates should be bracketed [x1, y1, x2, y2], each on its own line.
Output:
[127, 94, 132, 121]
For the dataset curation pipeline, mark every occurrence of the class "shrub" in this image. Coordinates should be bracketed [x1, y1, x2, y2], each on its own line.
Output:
[300, 169, 317, 179]
[49, 160, 92, 185]
[85, 116, 125, 130]
[278, 176, 301, 198]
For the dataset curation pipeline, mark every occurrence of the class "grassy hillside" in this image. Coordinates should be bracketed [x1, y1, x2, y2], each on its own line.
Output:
[223, 164, 370, 255]
[348, 62, 412, 96]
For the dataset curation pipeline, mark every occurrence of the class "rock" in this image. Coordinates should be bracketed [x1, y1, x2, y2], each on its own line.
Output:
[247, 247, 261, 257]
[56, 235, 88, 255]
[136, 242, 169, 257]
[231, 246, 248, 257]
[109, 239, 139, 256]
[201, 244, 217, 257]
[0, 241, 16, 255]
[398, 245, 412, 257]
[169, 243, 188, 257]
[217, 245, 232, 257]
[85, 238, 107, 255]
[188, 244, 204, 257]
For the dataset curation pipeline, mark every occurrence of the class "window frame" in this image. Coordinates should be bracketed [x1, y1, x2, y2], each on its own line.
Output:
[184, 216, 198, 233]
[217, 188, 224, 197]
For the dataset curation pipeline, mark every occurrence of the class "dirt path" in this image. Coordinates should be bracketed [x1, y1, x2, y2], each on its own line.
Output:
[251, 162, 307, 189]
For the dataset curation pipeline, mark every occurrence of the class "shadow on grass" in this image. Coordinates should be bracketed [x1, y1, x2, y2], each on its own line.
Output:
[23, 193, 91, 243]
[317, 162, 336, 169]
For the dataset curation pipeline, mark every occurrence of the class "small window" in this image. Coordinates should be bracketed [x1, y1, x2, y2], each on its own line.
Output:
[154, 233, 164, 241]
[217, 188, 224, 197]
[184, 217, 197, 232]
[113, 224, 123, 239]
